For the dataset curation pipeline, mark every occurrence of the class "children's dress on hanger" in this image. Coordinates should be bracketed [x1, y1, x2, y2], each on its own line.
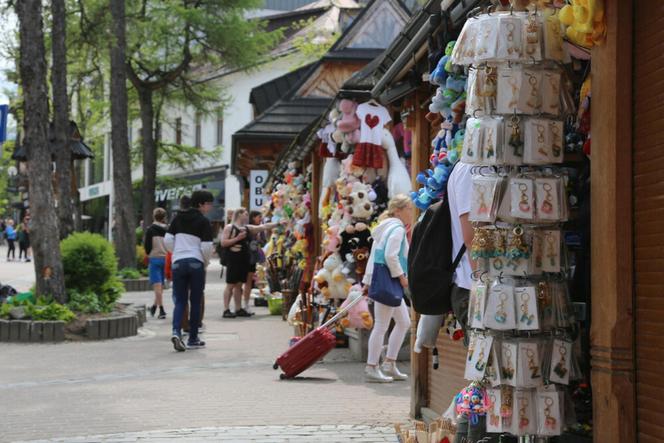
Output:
[353, 102, 391, 168]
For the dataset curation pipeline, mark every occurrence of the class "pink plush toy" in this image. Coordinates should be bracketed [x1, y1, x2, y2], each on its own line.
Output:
[337, 99, 360, 132]
[339, 285, 373, 329]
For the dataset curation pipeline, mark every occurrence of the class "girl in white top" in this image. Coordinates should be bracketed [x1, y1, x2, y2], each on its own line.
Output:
[362, 194, 414, 383]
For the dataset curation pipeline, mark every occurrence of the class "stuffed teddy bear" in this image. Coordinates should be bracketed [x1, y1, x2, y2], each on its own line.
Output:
[370, 177, 389, 218]
[315, 253, 351, 300]
[339, 222, 372, 261]
[337, 99, 361, 134]
[346, 182, 374, 220]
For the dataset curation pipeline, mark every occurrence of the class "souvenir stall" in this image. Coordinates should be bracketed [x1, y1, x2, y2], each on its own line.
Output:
[308, 96, 413, 343]
[370, 0, 601, 441]
[261, 161, 314, 318]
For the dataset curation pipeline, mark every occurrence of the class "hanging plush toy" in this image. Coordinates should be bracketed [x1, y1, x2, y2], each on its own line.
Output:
[559, 0, 606, 49]
[454, 384, 491, 426]
[381, 129, 412, 198]
[430, 40, 457, 86]
[339, 285, 373, 329]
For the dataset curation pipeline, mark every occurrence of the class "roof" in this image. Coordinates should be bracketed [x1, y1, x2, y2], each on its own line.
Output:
[12, 121, 94, 161]
[323, 48, 385, 62]
[249, 63, 315, 116]
[370, 0, 488, 98]
[235, 96, 331, 139]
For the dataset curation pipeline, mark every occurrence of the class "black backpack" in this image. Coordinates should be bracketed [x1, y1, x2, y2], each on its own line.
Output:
[407, 199, 466, 315]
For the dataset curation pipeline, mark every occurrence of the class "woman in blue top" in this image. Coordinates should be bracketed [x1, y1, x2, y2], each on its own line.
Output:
[5, 219, 16, 261]
[362, 195, 414, 383]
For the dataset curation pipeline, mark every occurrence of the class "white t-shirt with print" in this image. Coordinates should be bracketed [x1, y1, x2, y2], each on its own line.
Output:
[356, 102, 391, 146]
[447, 161, 473, 290]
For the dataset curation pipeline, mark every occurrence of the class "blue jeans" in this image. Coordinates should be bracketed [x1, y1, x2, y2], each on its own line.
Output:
[172, 258, 205, 343]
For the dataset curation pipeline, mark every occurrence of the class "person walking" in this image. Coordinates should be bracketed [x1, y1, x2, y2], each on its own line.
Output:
[362, 195, 414, 383]
[164, 190, 214, 352]
[220, 208, 283, 318]
[145, 208, 169, 319]
[4, 219, 16, 262]
[17, 217, 31, 262]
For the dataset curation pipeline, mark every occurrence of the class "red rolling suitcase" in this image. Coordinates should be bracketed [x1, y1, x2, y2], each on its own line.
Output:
[273, 295, 364, 379]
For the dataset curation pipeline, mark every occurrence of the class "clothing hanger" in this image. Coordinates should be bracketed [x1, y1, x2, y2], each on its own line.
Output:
[367, 98, 380, 107]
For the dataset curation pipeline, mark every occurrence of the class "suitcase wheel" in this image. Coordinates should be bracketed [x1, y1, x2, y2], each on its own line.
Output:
[279, 373, 287, 380]
[273, 362, 279, 370]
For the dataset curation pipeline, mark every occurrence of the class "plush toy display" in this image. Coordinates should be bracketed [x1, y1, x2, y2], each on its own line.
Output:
[559, 0, 606, 49]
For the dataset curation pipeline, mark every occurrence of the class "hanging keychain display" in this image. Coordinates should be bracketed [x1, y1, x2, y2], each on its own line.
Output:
[549, 338, 572, 385]
[501, 341, 518, 387]
[465, 332, 494, 381]
[536, 387, 563, 436]
[515, 285, 540, 331]
[484, 280, 517, 330]
[517, 341, 542, 388]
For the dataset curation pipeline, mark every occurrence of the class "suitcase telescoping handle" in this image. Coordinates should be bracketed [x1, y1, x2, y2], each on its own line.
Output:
[320, 294, 365, 330]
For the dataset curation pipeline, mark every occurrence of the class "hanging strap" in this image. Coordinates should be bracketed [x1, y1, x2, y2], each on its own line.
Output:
[451, 245, 467, 271]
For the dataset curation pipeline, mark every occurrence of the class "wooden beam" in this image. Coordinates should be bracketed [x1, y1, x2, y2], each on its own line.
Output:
[410, 89, 431, 419]
[590, 1, 636, 442]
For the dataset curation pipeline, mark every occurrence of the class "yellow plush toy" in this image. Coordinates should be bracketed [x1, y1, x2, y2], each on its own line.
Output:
[559, 0, 606, 49]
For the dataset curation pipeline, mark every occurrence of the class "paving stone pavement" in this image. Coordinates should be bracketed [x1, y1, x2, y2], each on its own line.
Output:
[15, 425, 399, 442]
[0, 264, 411, 442]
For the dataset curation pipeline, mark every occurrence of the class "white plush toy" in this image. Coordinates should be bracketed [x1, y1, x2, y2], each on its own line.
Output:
[320, 157, 341, 212]
[347, 181, 374, 220]
[381, 128, 412, 198]
[314, 253, 352, 300]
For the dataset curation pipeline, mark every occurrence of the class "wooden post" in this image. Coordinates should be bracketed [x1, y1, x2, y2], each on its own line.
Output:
[409, 89, 432, 418]
[310, 149, 321, 273]
[590, 0, 636, 441]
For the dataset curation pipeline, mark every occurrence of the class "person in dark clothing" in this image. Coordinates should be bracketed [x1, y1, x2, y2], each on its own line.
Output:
[220, 208, 283, 318]
[145, 208, 169, 319]
[164, 190, 214, 352]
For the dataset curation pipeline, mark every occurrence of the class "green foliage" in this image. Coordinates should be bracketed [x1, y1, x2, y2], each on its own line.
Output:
[66, 289, 103, 314]
[0, 296, 76, 322]
[61, 232, 118, 293]
[0, 140, 16, 214]
[118, 268, 141, 280]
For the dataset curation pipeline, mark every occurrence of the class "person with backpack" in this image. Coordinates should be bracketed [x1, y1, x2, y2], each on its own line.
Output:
[164, 190, 214, 352]
[4, 219, 16, 262]
[242, 210, 267, 314]
[145, 207, 169, 320]
[17, 216, 31, 262]
[219, 208, 282, 318]
[362, 195, 414, 383]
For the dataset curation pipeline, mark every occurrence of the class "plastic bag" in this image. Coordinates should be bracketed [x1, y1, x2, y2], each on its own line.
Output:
[287, 294, 302, 326]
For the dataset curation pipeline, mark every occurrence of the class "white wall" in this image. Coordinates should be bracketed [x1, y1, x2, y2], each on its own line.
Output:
[128, 54, 300, 211]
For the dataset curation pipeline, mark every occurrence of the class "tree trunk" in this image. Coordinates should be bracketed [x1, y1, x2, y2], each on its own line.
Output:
[16, 0, 67, 303]
[51, 0, 75, 240]
[139, 87, 156, 227]
[110, 0, 137, 269]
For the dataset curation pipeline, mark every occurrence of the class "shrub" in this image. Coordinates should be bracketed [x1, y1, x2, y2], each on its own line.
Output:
[0, 296, 75, 322]
[61, 232, 118, 295]
[118, 268, 142, 280]
[66, 290, 104, 314]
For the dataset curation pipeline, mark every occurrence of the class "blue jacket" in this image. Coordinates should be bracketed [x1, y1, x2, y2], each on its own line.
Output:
[5, 226, 16, 240]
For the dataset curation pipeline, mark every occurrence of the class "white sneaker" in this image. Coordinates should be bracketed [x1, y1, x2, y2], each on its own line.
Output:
[381, 361, 408, 381]
[365, 365, 394, 383]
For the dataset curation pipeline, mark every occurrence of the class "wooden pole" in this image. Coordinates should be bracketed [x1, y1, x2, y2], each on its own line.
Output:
[409, 89, 432, 419]
[590, 0, 636, 441]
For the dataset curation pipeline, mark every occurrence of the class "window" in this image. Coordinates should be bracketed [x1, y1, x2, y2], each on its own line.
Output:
[216, 111, 224, 146]
[175, 118, 182, 145]
[195, 113, 202, 148]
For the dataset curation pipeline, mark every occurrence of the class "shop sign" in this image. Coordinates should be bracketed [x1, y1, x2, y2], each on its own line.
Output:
[154, 184, 204, 202]
[249, 170, 268, 211]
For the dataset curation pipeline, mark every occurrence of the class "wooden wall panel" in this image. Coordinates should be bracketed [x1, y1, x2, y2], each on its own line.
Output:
[590, 0, 636, 442]
[427, 333, 467, 414]
[633, 1, 664, 441]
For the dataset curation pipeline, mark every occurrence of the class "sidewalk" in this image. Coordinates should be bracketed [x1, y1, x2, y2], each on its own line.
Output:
[0, 245, 36, 292]
[0, 265, 410, 442]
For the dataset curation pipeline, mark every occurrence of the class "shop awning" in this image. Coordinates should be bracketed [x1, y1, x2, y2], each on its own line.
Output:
[231, 96, 332, 176]
[370, 0, 488, 99]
